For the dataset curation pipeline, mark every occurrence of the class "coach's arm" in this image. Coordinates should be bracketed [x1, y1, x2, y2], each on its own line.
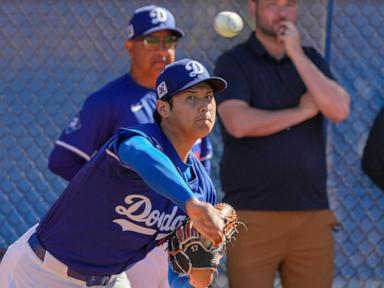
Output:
[48, 145, 87, 181]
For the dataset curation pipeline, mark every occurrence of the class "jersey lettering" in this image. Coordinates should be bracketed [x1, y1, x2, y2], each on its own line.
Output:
[113, 194, 185, 235]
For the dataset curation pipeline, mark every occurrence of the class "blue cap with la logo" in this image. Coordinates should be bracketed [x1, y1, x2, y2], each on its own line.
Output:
[156, 59, 227, 100]
[128, 5, 184, 39]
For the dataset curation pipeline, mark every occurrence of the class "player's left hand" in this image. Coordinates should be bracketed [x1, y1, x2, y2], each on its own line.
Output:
[277, 20, 303, 58]
[167, 203, 242, 288]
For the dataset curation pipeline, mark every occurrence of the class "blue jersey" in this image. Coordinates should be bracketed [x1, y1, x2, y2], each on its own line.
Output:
[38, 123, 217, 276]
[192, 137, 212, 162]
[49, 73, 212, 180]
[58, 74, 156, 154]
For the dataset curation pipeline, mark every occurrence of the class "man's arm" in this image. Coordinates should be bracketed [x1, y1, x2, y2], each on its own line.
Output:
[48, 93, 113, 180]
[215, 44, 319, 138]
[218, 91, 318, 138]
[362, 108, 384, 190]
[48, 146, 88, 181]
[118, 135, 224, 244]
[280, 21, 350, 123]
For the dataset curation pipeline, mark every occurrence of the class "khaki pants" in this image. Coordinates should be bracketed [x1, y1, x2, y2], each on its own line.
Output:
[227, 210, 338, 288]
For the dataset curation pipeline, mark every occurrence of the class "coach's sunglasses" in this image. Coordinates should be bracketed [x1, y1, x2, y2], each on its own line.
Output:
[136, 35, 179, 50]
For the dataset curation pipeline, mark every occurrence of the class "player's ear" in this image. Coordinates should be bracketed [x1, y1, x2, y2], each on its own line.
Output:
[157, 100, 171, 119]
[125, 40, 134, 54]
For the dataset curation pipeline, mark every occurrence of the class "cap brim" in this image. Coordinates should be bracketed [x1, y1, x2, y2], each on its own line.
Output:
[143, 27, 185, 38]
[163, 76, 227, 100]
[203, 77, 227, 93]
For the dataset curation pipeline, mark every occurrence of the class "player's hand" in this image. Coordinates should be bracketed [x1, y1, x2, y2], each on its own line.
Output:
[298, 92, 319, 119]
[277, 21, 303, 58]
[184, 198, 225, 246]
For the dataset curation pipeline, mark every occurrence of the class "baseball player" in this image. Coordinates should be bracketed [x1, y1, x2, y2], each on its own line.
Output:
[48, 5, 213, 181]
[47, 5, 212, 288]
[0, 58, 227, 288]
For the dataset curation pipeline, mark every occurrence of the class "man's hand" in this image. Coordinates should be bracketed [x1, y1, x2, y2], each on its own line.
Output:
[184, 198, 225, 246]
[169, 202, 242, 287]
[277, 21, 303, 58]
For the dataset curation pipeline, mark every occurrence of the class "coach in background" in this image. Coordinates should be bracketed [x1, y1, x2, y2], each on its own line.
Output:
[362, 107, 384, 190]
[214, 0, 350, 287]
[0, 58, 227, 288]
[48, 5, 210, 288]
[48, 5, 212, 180]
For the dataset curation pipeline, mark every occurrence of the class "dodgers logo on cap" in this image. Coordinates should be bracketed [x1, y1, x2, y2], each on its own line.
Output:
[156, 58, 227, 100]
[150, 7, 167, 24]
[128, 5, 184, 39]
[186, 61, 205, 78]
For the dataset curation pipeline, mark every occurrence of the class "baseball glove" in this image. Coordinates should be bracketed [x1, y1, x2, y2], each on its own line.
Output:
[166, 203, 241, 287]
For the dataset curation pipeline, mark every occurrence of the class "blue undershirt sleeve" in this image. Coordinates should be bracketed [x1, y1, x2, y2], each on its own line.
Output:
[117, 135, 195, 211]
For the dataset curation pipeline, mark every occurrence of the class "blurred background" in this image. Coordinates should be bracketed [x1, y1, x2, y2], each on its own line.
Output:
[1, 0, 383, 287]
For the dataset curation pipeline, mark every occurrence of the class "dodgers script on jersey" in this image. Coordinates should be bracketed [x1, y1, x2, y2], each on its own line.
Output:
[37, 123, 217, 276]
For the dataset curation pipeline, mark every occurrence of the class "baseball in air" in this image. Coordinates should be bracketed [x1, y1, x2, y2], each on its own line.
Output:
[213, 11, 244, 38]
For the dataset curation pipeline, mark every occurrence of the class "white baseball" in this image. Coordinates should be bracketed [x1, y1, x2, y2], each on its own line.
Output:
[213, 11, 244, 38]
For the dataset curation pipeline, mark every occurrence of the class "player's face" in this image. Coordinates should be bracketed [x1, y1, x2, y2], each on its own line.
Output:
[126, 30, 178, 84]
[161, 82, 216, 139]
[253, 0, 297, 37]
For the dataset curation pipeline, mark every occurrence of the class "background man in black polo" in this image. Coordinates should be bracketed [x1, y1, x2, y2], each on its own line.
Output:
[214, 0, 351, 287]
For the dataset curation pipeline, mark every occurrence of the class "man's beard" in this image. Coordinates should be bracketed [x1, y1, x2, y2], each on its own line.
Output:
[255, 15, 283, 39]
[257, 23, 278, 38]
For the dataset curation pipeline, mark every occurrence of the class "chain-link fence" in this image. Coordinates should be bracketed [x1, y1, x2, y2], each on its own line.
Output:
[1, 0, 383, 287]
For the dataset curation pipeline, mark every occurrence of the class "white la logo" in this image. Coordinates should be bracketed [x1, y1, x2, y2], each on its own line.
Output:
[186, 61, 205, 78]
[150, 8, 167, 24]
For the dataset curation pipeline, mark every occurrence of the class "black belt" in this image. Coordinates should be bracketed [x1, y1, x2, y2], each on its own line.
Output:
[28, 233, 111, 287]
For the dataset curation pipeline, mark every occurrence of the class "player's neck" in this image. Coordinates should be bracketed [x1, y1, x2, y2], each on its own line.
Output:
[255, 31, 285, 60]
[130, 69, 156, 90]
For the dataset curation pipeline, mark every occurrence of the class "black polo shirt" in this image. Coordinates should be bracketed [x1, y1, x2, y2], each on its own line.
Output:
[362, 107, 384, 190]
[214, 33, 334, 210]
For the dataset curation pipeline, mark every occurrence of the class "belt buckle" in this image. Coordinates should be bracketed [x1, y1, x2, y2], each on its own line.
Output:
[86, 275, 111, 287]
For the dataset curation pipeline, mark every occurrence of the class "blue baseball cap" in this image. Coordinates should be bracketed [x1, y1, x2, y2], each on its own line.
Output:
[156, 58, 227, 100]
[128, 5, 184, 39]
